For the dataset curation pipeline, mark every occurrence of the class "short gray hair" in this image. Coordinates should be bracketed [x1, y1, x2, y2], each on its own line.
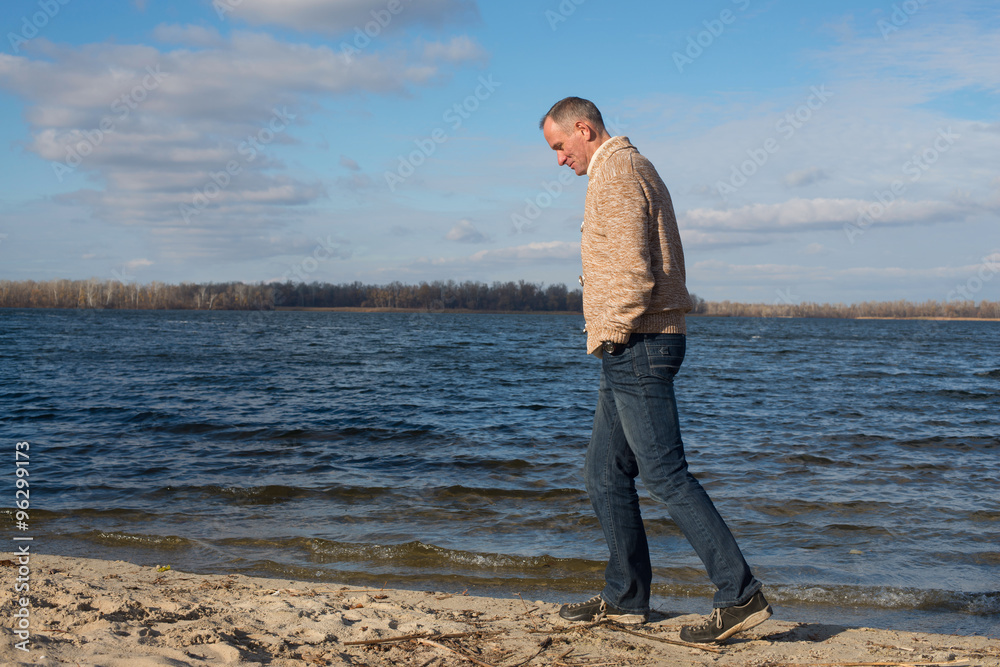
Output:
[539, 96, 606, 133]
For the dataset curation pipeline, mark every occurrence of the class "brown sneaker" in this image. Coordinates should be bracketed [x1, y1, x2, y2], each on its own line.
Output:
[679, 591, 772, 643]
[558, 595, 648, 624]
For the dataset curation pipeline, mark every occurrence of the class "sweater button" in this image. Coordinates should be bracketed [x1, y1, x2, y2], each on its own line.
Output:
[578, 275, 585, 286]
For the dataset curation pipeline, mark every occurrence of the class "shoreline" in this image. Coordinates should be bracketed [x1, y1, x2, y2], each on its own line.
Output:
[3, 553, 998, 666]
[3, 305, 999, 321]
[274, 306, 1000, 321]
[273, 306, 583, 315]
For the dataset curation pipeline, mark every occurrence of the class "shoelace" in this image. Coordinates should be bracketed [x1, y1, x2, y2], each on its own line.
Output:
[691, 608, 723, 631]
[568, 595, 603, 609]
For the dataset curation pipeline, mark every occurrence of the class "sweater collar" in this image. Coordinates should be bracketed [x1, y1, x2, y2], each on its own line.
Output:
[587, 136, 632, 178]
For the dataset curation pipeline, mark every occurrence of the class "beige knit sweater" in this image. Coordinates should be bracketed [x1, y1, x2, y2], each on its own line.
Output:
[581, 136, 693, 356]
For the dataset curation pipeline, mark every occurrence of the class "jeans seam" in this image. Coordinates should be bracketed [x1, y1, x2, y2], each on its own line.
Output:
[600, 401, 625, 609]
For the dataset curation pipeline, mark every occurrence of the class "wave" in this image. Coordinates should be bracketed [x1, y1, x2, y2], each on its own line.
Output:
[75, 529, 193, 550]
[123, 483, 587, 506]
[769, 584, 1000, 616]
[896, 435, 1000, 451]
[50, 531, 1000, 617]
[924, 388, 999, 401]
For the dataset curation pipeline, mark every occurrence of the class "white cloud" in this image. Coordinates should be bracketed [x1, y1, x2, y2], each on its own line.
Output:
[468, 241, 579, 263]
[422, 35, 488, 64]
[827, 12, 1000, 95]
[445, 219, 488, 243]
[0, 29, 485, 260]
[680, 197, 978, 233]
[222, 0, 479, 35]
[679, 230, 774, 250]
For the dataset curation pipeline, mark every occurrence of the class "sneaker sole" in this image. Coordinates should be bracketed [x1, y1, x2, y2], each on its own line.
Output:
[606, 613, 647, 625]
[713, 604, 773, 643]
[559, 611, 648, 624]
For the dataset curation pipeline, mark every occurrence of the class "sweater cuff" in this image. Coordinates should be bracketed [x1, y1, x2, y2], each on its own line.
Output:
[604, 329, 631, 344]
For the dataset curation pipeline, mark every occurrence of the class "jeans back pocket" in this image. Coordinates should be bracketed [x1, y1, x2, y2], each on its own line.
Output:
[644, 336, 685, 380]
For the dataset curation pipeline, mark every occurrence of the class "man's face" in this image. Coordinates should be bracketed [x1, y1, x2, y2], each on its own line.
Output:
[542, 118, 590, 176]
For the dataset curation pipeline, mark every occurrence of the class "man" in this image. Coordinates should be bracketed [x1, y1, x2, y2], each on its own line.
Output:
[538, 97, 771, 644]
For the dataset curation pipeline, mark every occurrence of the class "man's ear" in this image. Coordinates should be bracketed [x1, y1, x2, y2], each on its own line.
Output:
[575, 121, 593, 140]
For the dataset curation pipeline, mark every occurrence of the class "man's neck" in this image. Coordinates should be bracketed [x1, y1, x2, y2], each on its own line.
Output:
[587, 133, 615, 172]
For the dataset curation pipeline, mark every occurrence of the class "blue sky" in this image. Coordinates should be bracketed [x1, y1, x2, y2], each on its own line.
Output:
[1, 0, 998, 304]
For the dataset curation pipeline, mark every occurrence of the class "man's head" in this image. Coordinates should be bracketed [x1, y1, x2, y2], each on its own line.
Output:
[539, 97, 611, 176]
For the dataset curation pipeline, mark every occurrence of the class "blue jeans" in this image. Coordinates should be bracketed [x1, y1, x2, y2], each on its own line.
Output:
[585, 333, 761, 613]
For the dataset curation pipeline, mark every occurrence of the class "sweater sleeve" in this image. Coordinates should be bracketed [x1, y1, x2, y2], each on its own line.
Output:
[595, 171, 655, 338]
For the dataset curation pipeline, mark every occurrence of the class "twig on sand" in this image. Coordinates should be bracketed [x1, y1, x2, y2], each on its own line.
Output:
[419, 638, 496, 667]
[506, 636, 553, 667]
[532, 620, 605, 635]
[514, 593, 539, 616]
[344, 630, 503, 646]
[601, 623, 723, 654]
[515, 592, 541, 632]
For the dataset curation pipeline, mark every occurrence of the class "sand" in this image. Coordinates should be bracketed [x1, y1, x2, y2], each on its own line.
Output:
[2, 553, 998, 667]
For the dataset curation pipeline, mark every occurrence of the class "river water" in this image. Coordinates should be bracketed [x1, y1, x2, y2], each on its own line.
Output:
[2, 309, 997, 635]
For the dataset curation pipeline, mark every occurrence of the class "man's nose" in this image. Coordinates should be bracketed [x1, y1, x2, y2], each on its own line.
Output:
[557, 151, 568, 166]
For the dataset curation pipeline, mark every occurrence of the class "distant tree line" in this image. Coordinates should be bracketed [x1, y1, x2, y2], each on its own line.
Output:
[688, 296, 1000, 319]
[1, 279, 997, 319]
[0, 279, 582, 312]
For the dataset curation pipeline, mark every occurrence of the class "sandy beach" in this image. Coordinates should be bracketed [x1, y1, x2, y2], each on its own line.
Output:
[2, 554, 998, 667]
